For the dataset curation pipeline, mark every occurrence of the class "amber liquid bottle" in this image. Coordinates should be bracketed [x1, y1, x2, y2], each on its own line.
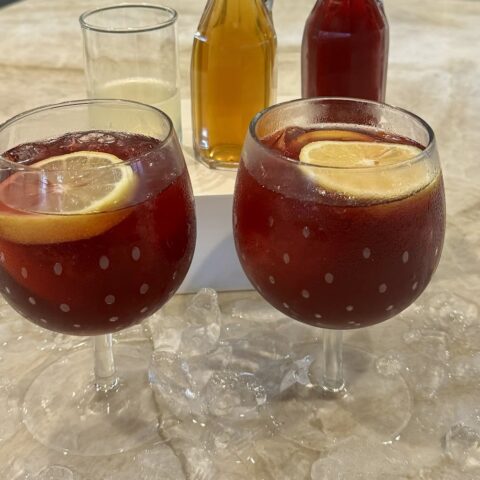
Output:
[301, 0, 389, 101]
[191, 0, 277, 169]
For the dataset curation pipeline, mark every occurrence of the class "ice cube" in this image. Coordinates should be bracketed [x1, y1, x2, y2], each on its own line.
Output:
[149, 351, 206, 418]
[180, 288, 222, 356]
[205, 370, 266, 420]
[427, 292, 478, 339]
[444, 423, 480, 470]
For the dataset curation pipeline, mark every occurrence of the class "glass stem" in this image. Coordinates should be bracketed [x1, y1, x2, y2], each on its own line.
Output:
[322, 330, 345, 393]
[94, 334, 119, 392]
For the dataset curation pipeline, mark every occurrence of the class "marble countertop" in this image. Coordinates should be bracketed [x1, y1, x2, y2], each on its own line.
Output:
[0, 1, 479, 479]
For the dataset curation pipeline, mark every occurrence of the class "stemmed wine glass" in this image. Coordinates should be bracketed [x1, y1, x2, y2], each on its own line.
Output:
[0, 99, 196, 455]
[233, 97, 446, 439]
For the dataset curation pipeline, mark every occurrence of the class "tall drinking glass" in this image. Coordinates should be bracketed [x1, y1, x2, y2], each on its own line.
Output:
[233, 98, 446, 439]
[80, 4, 182, 138]
[0, 99, 196, 455]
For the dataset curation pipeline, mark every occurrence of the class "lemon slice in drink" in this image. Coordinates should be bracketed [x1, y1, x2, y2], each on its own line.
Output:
[0, 151, 138, 244]
[299, 140, 431, 200]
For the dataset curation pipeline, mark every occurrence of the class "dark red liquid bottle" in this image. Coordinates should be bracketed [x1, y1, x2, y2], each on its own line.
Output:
[301, 0, 389, 101]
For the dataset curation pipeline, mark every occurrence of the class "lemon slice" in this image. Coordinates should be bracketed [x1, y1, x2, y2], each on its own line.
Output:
[0, 151, 138, 244]
[299, 140, 432, 200]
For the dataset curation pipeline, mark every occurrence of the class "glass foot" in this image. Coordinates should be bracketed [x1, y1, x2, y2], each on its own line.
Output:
[23, 343, 160, 456]
[272, 344, 412, 443]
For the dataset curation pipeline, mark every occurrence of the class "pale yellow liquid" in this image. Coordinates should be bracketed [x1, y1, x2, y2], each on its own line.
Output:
[191, 0, 276, 168]
[93, 78, 182, 139]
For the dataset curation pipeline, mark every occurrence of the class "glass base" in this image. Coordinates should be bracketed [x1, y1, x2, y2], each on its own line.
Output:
[193, 145, 240, 170]
[272, 344, 412, 443]
[23, 343, 161, 456]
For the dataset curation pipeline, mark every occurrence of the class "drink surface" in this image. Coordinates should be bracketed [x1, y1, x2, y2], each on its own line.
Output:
[191, 0, 276, 168]
[301, 0, 388, 101]
[234, 128, 445, 329]
[0, 131, 195, 335]
[92, 78, 182, 139]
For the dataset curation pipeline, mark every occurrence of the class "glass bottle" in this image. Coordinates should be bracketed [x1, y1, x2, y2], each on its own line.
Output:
[191, 0, 277, 169]
[301, 0, 389, 101]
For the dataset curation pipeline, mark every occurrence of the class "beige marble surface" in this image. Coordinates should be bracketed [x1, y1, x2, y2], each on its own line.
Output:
[0, 1, 480, 479]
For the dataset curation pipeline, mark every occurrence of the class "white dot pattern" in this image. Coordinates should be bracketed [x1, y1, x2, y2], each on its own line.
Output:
[105, 295, 115, 305]
[109, 317, 119, 323]
[5, 286, 10, 294]
[60, 304, 70, 313]
[269, 276, 275, 285]
[131, 247, 141, 261]
[40, 318, 47, 324]
[362, 248, 371, 259]
[378, 283, 387, 294]
[140, 307, 148, 314]
[346, 305, 354, 312]
[0, 252, 5, 263]
[140, 283, 149, 294]
[28, 297, 36, 305]
[21, 267, 28, 279]
[283, 302, 289, 309]
[99, 256, 110, 270]
[324, 273, 334, 284]
[314, 313, 322, 319]
[73, 324, 81, 329]
[268, 216, 274, 227]
[302, 289, 310, 299]
[412, 282, 418, 291]
[53, 263, 63, 276]
[386, 305, 394, 311]
[302, 226, 310, 238]
[283, 253, 290, 264]
[402, 251, 409, 264]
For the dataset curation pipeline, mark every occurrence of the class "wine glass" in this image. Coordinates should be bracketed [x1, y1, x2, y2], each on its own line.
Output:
[233, 97, 446, 439]
[0, 99, 196, 455]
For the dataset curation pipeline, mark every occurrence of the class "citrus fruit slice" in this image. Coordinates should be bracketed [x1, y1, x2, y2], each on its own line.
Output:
[299, 140, 432, 200]
[0, 151, 138, 244]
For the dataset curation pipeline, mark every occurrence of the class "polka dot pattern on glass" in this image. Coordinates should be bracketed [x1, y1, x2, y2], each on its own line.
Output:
[28, 297, 36, 305]
[402, 251, 409, 264]
[269, 276, 275, 285]
[140, 307, 148, 314]
[53, 263, 63, 276]
[109, 317, 119, 323]
[21, 267, 28, 279]
[283, 302, 289, 309]
[302, 289, 310, 299]
[60, 304, 70, 313]
[268, 216, 274, 227]
[105, 295, 115, 305]
[378, 283, 387, 294]
[324, 273, 334, 284]
[362, 248, 371, 259]
[140, 283, 149, 295]
[131, 247, 141, 261]
[346, 305, 354, 312]
[302, 226, 310, 238]
[283, 253, 290, 264]
[99, 256, 110, 270]
[412, 281, 418, 291]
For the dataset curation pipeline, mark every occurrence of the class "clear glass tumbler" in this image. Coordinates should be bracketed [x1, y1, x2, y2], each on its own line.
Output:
[80, 4, 183, 138]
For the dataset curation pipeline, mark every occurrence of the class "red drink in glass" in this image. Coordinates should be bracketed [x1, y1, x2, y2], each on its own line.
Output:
[234, 128, 445, 329]
[0, 130, 195, 335]
[301, 0, 389, 101]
